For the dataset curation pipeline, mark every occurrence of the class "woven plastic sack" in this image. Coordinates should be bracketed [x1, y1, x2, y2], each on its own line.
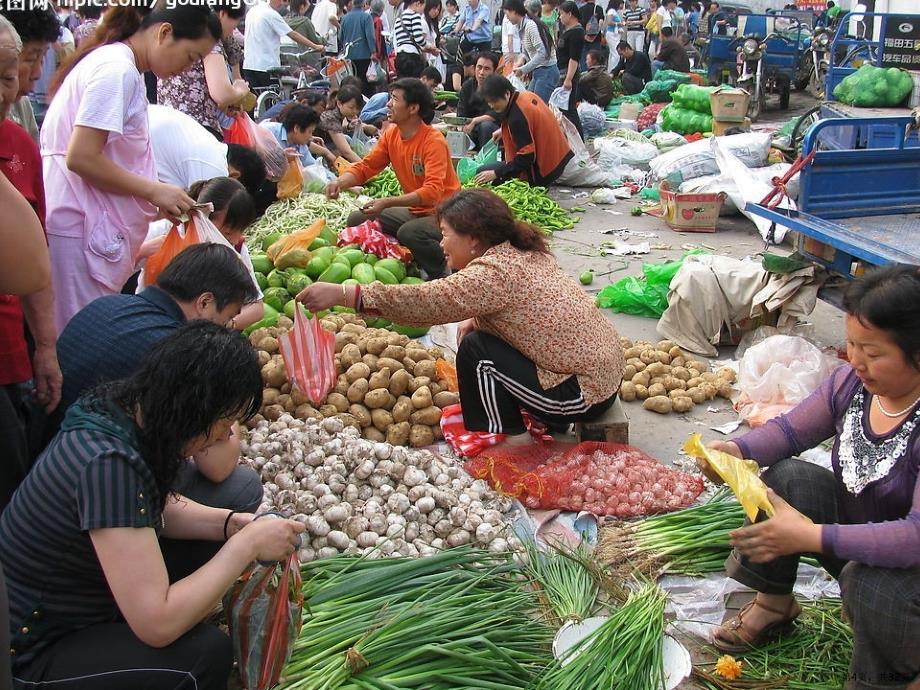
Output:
[467, 441, 704, 517]
[225, 555, 304, 690]
[278, 308, 336, 404]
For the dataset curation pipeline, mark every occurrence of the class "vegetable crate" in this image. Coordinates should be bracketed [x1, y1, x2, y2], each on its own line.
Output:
[655, 181, 726, 233]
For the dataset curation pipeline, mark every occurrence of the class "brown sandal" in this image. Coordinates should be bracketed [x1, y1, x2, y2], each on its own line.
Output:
[712, 596, 802, 653]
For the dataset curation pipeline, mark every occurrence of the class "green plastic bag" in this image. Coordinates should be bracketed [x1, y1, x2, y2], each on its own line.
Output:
[595, 251, 707, 318]
[671, 84, 719, 114]
[660, 104, 713, 134]
[458, 140, 501, 184]
[833, 64, 914, 107]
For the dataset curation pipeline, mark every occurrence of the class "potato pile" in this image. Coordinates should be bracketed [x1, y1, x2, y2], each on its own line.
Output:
[247, 313, 458, 447]
[617, 338, 736, 415]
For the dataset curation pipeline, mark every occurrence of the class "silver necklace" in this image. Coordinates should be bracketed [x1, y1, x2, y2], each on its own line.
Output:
[874, 393, 920, 418]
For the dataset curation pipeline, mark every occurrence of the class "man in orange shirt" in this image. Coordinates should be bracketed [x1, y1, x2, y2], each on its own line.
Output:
[473, 75, 574, 187]
[327, 78, 461, 279]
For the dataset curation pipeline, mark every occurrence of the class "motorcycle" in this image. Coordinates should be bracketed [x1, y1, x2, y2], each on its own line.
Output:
[734, 32, 794, 121]
[804, 27, 831, 97]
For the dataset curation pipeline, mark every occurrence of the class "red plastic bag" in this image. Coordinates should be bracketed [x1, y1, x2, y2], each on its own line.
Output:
[440, 403, 552, 458]
[226, 113, 288, 181]
[338, 220, 413, 262]
[225, 555, 303, 690]
[467, 441, 704, 517]
[278, 308, 336, 404]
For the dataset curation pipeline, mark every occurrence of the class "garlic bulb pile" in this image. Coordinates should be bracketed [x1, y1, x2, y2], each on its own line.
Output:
[241, 414, 520, 562]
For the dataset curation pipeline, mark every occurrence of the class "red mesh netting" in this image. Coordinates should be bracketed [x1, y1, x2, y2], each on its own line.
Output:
[465, 441, 704, 518]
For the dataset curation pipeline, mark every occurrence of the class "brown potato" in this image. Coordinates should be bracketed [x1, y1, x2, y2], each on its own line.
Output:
[363, 426, 386, 442]
[409, 424, 435, 448]
[349, 404, 372, 427]
[686, 387, 707, 404]
[414, 360, 437, 379]
[699, 382, 717, 400]
[668, 345, 683, 359]
[649, 377, 664, 388]
[280, 380, 291, 394]
[717, 381, 734, 399]
[364, 337, 389, 355]
[376, 357, 404, 373]
[380, 345, 406, 361]
[623, 346, 643, 360]
[257, 350, 271, 367]
[262, 388, 281, 406]
[663, 376, 686, 392]
[261, 362, 288, 389]
[643, 396, 672, 414]
[392, 396, 413, 423]
[701, 372, 719, 383]
[634, 384, 649, 400]
[671, 356, 687, 368]
[347, 378, 370, 403]
[688, 368, 702, 379]
[334, 331, 359, 353]
[656, 351, 672, 365]
[319, 404, 339, 417]
[717, 367, 737, 384]
[623, 364, 637, 381]
[388, 332, 410, 346]
[632, 371, 651, 388]
[429, 382, 442, 396]
[362, 354, 379, 370]
[619, 381, 637, 402]
[640, 349, 658, 364]
[646, 362, 671, 378]
[326, 392, 349, 413]
[346, 362, 371, 383]
[427, 345, 444, 359]
[686, 376, 704, 389]
[365, 389, 395, 410]
[334, 413, 361, 430]
[433, 391, 460, 408]
[388, 369, 412, 397]
[648, 382, 667, 398]
[686, 359, 710, 373]
[371, 408, 395, 432]
[401, 357, 417, 374]
[249, 328, 269, 345]
[411, 386, 433, 409]
[368, 367, 391, 390]
[656, 339, 676, 352]
[295, 404, 323, 420]
[386, 421, 411, 446]
[340, 343, 362, 368]
[263, 404, 285, 420]
[627, 358, 647, 372]
[671, 366, 691, 381]
[406, 348, 432, 362]
[410, 406, 442, 425]
[672, 396, 694, 413]
[408, 376, 432, 393]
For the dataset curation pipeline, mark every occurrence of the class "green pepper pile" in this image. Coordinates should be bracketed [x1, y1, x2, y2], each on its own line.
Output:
[363, 167, 403, 199]
[482, 179, 576, 234]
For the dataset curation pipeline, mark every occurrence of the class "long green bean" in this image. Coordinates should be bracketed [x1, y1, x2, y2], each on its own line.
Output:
[246, 193, 363, 250]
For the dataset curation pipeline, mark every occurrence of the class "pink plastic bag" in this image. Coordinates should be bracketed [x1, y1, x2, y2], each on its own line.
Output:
[278, 309, 336, 404]
[338, 220, 413, 262]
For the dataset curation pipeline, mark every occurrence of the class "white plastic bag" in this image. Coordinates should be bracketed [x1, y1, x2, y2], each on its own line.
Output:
[735, 335, 838, 427]
[648, 132, 772, 182]
[556, 156, 612, 187]
[549, 86, 571, 111]
[679, 164, 799, 216]
[595, 136, 659, 170]
[508, 73, 527, 92]
[712, 138, 795, 244]
[366, 60, 385, 83]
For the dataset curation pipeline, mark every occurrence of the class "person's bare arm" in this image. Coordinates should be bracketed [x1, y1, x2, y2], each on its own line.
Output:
[288, 30, 325, 51]
[66, 126, 194, 218]
[20, 289, 62, 412]
[203, 53, 249, 108]
[0, 176, 49, 295]
[90, 505, 303, 648]
[331, 131, 361, 163]
[234, 302, 265, 331]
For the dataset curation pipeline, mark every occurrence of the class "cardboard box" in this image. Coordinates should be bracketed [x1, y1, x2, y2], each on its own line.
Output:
[712, 117, 752, 136]
[710, 88, 751, 122]
[656, 181, 727, 233]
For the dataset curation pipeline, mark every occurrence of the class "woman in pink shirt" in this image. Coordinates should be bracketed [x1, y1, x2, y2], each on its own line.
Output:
[42, 3, 223, 332]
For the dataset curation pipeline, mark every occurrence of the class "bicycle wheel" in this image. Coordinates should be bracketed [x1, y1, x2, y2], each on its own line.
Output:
[791, 104, 822, 154]
[254, 90, 282, 121]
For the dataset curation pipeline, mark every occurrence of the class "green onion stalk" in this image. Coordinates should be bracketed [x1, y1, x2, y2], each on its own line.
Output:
[695, 597, 853, 690]
[277, 547, 555, 690]
[522, 539, 600, 625]
[246, 193, 363, 251]
[533, 582, 668, 690]
[598, 488, 746, 577]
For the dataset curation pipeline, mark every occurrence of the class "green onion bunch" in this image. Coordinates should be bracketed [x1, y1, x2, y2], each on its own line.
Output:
[522, 539, 600, 624]
[533, 582, 668, 690]
[599, 488, 745, 576]
[279, 547, 555, 690]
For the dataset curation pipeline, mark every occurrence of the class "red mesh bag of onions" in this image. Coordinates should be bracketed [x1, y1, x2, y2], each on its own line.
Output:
[466, 442, 704, 517]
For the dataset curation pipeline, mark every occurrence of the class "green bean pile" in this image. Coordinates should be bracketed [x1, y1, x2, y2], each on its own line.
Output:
[246, 193, 362, 251]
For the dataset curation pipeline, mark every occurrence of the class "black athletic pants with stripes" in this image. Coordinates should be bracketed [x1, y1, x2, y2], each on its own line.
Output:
[456, 330, 615, 434]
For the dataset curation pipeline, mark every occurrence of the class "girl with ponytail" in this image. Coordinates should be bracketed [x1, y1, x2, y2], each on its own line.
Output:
[297, 187, 626, 445]
[41, 1, 222, 333]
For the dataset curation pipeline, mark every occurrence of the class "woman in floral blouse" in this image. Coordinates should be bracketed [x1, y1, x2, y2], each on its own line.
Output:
[157, 0, 249, 139]
[297, 188, 625, 443]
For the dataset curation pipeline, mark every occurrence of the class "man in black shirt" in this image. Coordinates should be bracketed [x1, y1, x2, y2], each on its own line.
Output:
[458, 51, 501, 149]
[654, 26, 691, 73]
[612, 40, 652, 94]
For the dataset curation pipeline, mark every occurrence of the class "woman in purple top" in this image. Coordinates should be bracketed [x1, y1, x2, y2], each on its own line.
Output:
[701, 265, 920, 690]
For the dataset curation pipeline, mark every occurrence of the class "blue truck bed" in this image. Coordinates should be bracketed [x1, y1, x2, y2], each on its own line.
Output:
[746, 115, 920, 280]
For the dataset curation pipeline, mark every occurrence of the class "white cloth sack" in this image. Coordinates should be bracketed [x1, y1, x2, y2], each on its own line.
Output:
[712, 138, 795, 244]
[679, 163, 800, 216]
[594, 136, 659, 171]
[648, 132, 772, 182]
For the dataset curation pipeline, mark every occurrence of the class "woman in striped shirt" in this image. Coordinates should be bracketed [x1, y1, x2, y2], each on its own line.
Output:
[0, 321, 304, 690]
[394, 0, 435, 78]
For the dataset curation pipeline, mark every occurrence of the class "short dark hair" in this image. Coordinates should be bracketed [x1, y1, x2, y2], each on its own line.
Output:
[226, 144, 267, 196]
[104, 320, 263, 501]
[462, 50, 477, 67]
[617, 40, 632, 51]
[661, 25, 674, 36]
[390, 78, 435, 124]
[156, 243, 258, 310]
[420, 65, 443, 84]
[474, 50, 500, 69]
[338, 75, 364, 93]
[559, 0, 579, 16]
[336, 84, 364, 106]
[211, 0, 246, 19]
[188, 177, 257, 233]
[479, 74, 513, 101]
[843, 265, 920, 369]
[447, 0, 459, 7]
[77, 1, 104, 21]
[281, 103, 321, 133]
[587, 48, 605, 65]
[502, 0, 526, 15]
[0, 6, 61, 44]
[290, 0, 309, 13]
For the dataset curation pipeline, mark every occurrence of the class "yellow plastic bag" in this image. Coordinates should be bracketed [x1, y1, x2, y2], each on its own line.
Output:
[277, 154, 304, 200]
[683, 433, 775, 522]
[266, 219, 326, 270]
